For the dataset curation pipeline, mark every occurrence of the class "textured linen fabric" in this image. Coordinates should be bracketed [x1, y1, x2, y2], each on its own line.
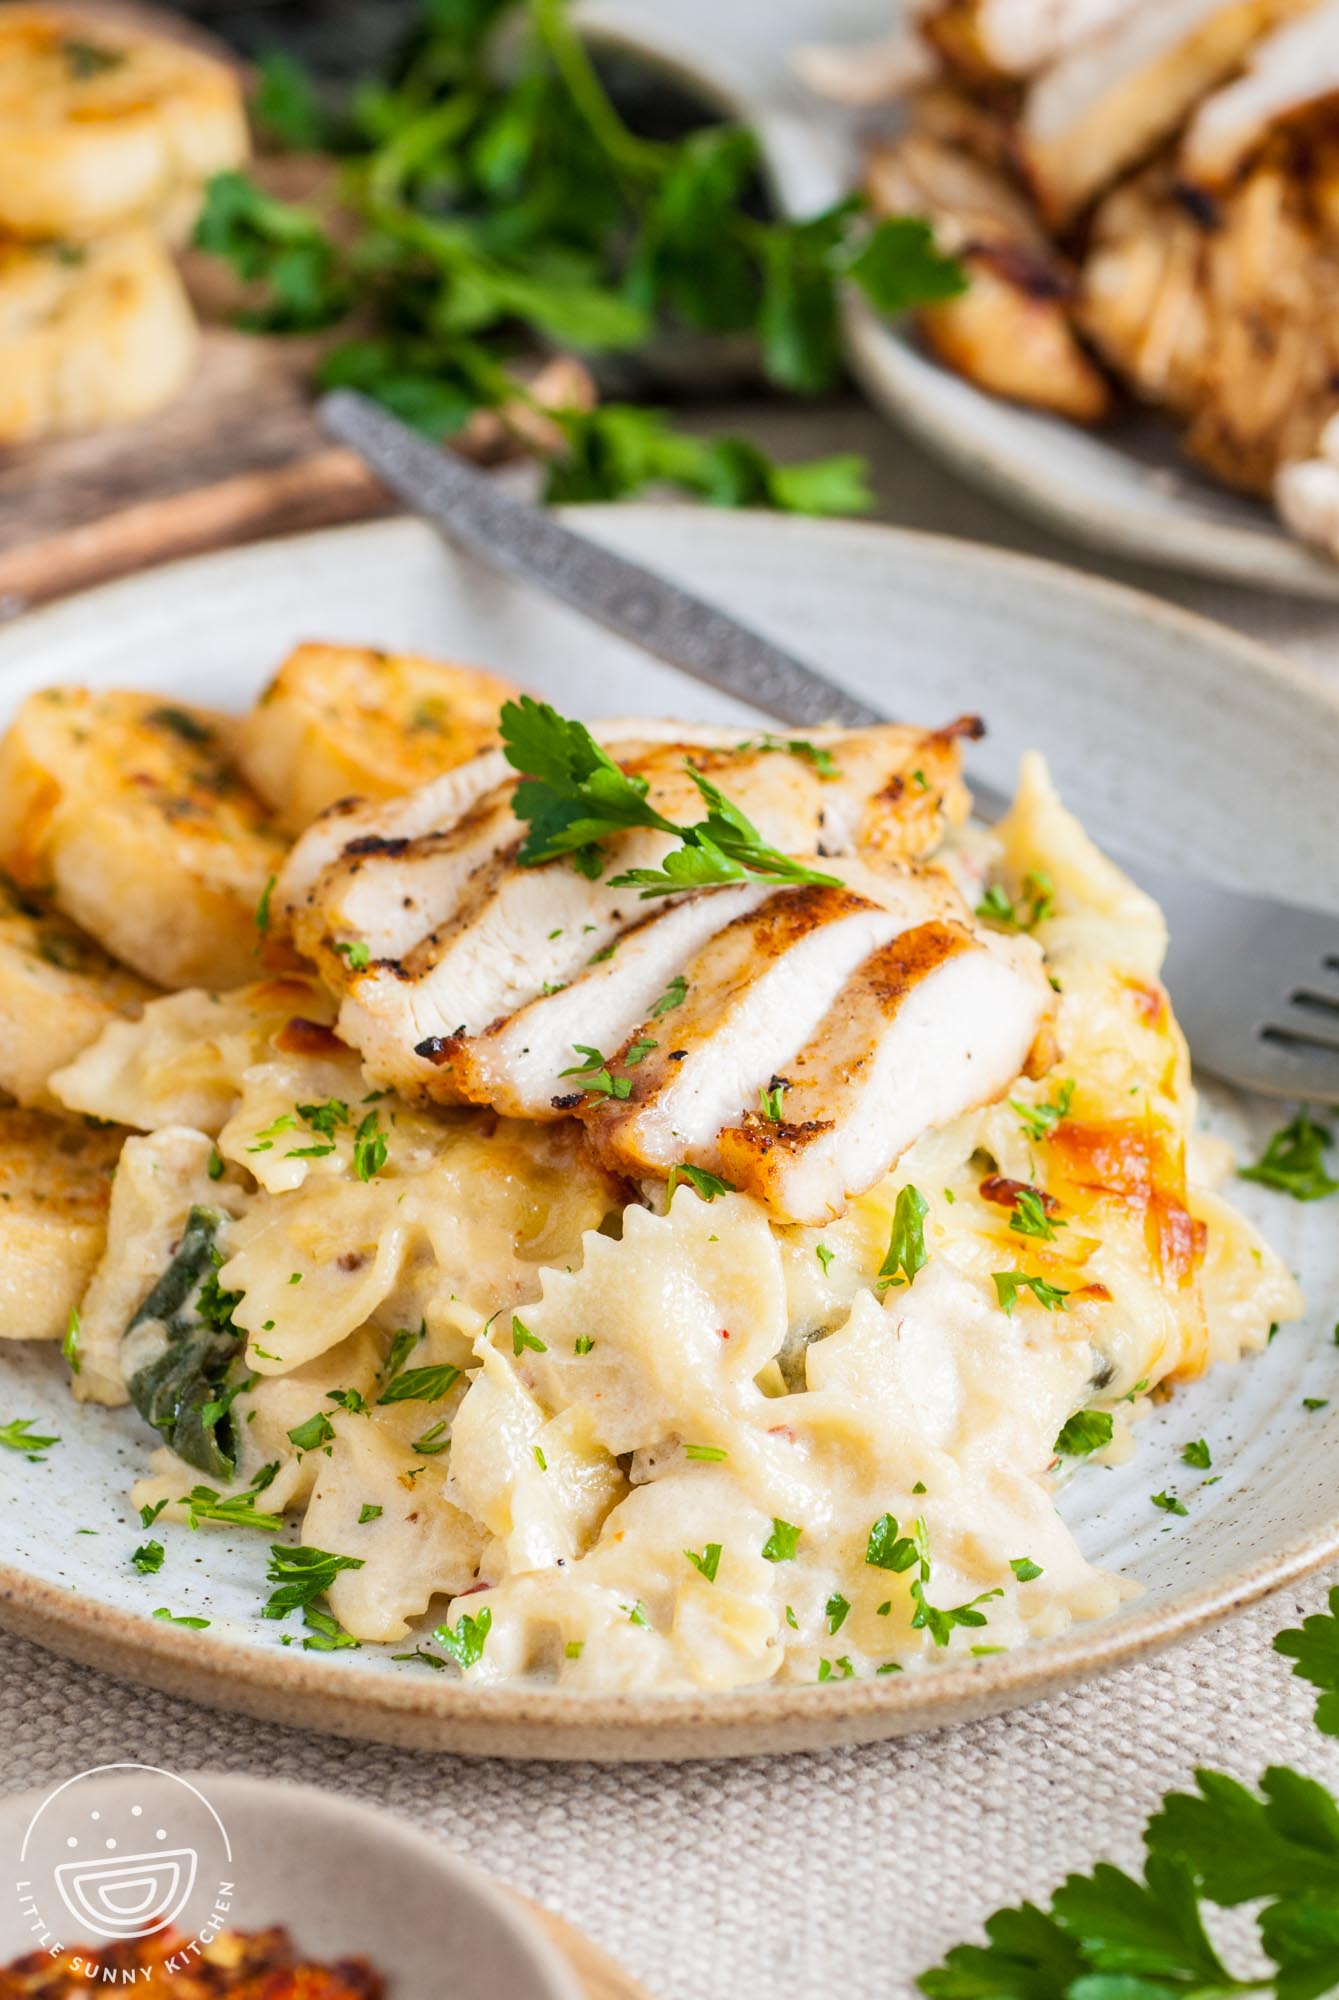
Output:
[4, 411, 1339, 2000]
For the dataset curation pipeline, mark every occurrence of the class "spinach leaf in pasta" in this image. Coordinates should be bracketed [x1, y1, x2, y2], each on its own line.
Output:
[123, 1206, 248, 1480]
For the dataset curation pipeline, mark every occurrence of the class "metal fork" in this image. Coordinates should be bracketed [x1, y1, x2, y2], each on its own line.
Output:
[321, 389, 1339, 1104]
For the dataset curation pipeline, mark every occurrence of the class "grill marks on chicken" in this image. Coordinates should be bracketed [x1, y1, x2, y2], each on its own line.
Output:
[277, 722, 1052, 1221]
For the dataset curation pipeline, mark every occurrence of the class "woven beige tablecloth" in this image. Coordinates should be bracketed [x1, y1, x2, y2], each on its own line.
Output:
[5, 409, 1339, 2000]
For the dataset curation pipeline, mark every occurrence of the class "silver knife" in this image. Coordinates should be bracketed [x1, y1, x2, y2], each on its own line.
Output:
[320, 389, 1339, 1102]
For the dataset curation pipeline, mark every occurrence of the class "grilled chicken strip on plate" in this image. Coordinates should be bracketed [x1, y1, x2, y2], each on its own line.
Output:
[277, 720, 1051, 1220]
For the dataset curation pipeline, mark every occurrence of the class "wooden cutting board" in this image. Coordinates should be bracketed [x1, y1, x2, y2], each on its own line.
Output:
[0, 320, 396, 620]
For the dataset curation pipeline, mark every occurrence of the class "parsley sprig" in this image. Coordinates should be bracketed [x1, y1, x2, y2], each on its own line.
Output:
[1240, 1112, 1339, 1202]
[198, 1, 964, 516]
[499, 695, 841, 894]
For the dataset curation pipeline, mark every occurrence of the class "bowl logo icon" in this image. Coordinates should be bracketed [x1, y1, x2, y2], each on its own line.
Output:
[54, 1844, 199, 1940]
[16, 1765, 233, 1955]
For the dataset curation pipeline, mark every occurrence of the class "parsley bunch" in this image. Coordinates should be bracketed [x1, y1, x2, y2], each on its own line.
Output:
[197, 0, 964, 513]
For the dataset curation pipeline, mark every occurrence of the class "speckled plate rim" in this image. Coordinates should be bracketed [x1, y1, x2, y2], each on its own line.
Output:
[574, 0, 1339, 601]
[2, 510, 1339, 1759]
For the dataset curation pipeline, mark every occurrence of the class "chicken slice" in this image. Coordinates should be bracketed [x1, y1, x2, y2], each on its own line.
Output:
[1019, 0, 1311, 223]
[444, 884, 776, 1118]
[1180, 0, 1339, 185]
[716, 920, 1050, 1224]
[576, 874, 959, 1181]
[912, 0, 1134, 81]
[866, 124, 1112, 422]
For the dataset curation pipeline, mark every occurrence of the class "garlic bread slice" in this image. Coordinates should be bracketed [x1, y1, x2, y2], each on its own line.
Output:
[0, 873, 153, 1107]
[0, 230, 198, 443]
[238, 643, 519, 834]
[0, 688, 288, 990]
[0, 3, 248, 242]
[0, 1106, 121, 1343]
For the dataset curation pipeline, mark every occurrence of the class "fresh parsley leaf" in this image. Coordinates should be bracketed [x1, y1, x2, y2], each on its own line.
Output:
[761, 1518, 802, 1563]
[287, 1412, 336, 1453]
[1276, 1589, 1339, 1738]
[253, 52, 327, 151]
[815, 1243, 835, 1275]
[181, 1486, 284, 1532]
[911, 1581, 1003, 1648]
[300, 1603, 360, 1653]
[666, 1163, 735, 1204]
[512, 1315, 547, 1356]
[684, 1443, 728, 1462]
[376, 1364, 461, 1405]
[685, 1543, 722, 1583]
[1010, 1557, 1044, 1582]
[358, 1503, 383, 1525]
[424, 1604, 492, 1671]
[759, 1076, 788, 1123]
[0, 1417, 59, 1460]
[866, 1513, 918, 1573]
[1010, 1080, 1075, 1143]
[558, 1043, 632, 1099]
[846, 215, 967, 317]
[1240, 1113, 1339, 1202]
[152, 1608, 210, 1630]
[336, 938, 371, 971]
[1152, 1490, 1189, 1517]
[352, 1110, 387, 1181]
[878, 1185, 929, 1290]
[825, 1592, 850, 1634]
[132, 1541, 165, 1575]
[976, 871, 1054, 934]
[994, 1270, 1070, 1316]
[650, 975, 688, 1016]
[1054, 1409, 1114, 1458]
[1183, 1438, 1212, 1469]
[1008, 1187, 1064, 1243]
[255, 873, 276, 935]
[262, 1544, 364, 1620]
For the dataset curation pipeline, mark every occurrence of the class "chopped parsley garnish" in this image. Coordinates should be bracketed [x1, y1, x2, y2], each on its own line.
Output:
[376, 1364, 461, 1405]
[152, 1608, 210, 1630]
[685, 1543, 722, 1583]
[499, 696, 843, 896]
[993, 1270, 1070, 1316]
[0, 1417, 59, 1460]
[741, 735, 838, 777]
[878, 1185, 929, 1291]
[1240, 1112, 1339, 1202]
[262, 1544, 364, 1620]
[815, 1243, 835, 1275]
[1183, 1438, 1212, 1469]
[255, 873, 276, 934]
[140, 1499, 168, 1528]
[181, 1485, 284, 1531]
[565, 1640, 584, 1660]
[1305, 1397, 1331, 1413]
[558, 1044, 632, 1099]
[866, 1514, 918, 1573]
[358, 1503, 382, 1524]
[684, 1443, 728, 1462]
[335, 938, 371, 971]
[352, 1110, 387, 1181]
[132, 1541, 165, 1575]
[825, 1592, 850, 1634]
[666, 1164, 735, 1204]
[299, 1604, 360, 1652]
[650, 976, 688, 1017]
[574, 1335, 595, 1356]
[296, 1098, 350, 1137]
[1152, 1490, 1188, 1516]
[975, 870, 1054, 933]
[287, 1412, 336, 1453]
[512, 1315, 547, 1357]
[625, 1601, 651, 1628]
[817, 1655, 856, 1682]
[62, 1308, 81, 1376]
[1054, 1409, 1114, 1458]
[1009, 1557, 1043, 1582]
[207, 1144, 225, 1181]
[761, 1518, 802, 1563]
[532, 1445, 547, 1471]
[1008, 1187, 1064, 1243]
[1010, 1079, 1075, 1143]
[381, 1324, 423, 1385]
[400, 1607, 492, 1671]
[759, 1076, 788, 1123]
[624, 1037, 657, 1066]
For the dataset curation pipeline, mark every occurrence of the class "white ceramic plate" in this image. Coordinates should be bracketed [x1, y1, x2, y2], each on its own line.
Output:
[0, 1768, 582, 1999]
[1, 511, 1337, 1760]
[575, 0, 1339, 599]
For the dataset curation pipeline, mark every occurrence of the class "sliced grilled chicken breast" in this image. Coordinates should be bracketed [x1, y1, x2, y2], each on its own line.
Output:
[284, 719, 976, 1104]
[1020, 0, 1310, 222]
[913, 0, 1134, 82]
[717, 919, 1049, 1223]
[447, 882, 776, 1118]
[576, 868, 968, 1183]
[1180, 0, 1339, 185]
